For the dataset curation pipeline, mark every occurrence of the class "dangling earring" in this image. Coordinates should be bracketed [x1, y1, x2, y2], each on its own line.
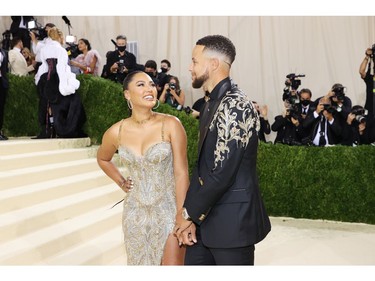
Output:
[126, 99, 133, 110]
[153, 99, 160, 110]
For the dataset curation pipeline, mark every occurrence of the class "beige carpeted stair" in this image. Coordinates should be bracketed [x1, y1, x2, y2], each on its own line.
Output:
[0, 138, 126, 265]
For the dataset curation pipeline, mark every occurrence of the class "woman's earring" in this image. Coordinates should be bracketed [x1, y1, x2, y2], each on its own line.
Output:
[153, 99, 160, 110]
[126, 99, 133, 110]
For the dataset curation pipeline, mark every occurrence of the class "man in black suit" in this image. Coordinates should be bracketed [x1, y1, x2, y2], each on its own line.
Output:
[101, 35, 138, 84]
[174, 35, 271, 265]
[0, 47, 9, 140]
[304, 96, 342, 146]
[10, 16, 34, 50]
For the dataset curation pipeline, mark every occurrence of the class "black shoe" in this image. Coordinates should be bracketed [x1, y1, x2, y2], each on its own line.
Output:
[0, 133, 8, 140]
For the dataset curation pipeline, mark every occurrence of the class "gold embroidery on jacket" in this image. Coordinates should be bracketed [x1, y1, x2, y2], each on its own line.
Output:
[209, 90, 260, 170]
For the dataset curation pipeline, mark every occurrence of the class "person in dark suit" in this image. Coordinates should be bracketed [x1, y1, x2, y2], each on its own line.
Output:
[0, 47, 9, 140]
[101, 35, 138, 84]
[304, 96, 342, 146]
[297, 88, 316, 144]
[10, 16, 34, 50]
[174, 35, 271, 265]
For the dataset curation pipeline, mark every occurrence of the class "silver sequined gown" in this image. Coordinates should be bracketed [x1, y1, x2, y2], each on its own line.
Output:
[118, 141, 176, 265]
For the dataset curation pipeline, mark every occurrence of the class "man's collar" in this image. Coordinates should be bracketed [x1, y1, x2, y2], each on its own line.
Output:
[207, 77, 231, 101]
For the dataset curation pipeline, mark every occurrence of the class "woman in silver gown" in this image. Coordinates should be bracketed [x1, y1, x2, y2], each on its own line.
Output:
[97, 71, 189, 265]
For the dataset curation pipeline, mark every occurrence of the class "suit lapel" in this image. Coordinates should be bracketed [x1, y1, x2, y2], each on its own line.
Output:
[197, 80, 232, 156]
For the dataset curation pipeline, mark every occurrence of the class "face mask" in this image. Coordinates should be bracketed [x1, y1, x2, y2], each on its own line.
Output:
[145, 71, 154, 77]
[301, 100, 310, 106]
[160, 67, 168, 73]
[117, 46, 126, 52]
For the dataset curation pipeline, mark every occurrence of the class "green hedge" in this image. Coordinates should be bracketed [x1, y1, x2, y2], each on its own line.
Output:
[4, 74, 375, 224]
[257, 143, 375, 224]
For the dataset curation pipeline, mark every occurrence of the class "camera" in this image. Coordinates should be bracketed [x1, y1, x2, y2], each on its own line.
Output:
[66, 43, 80, 59]
[176, 105, 192, 114]
[322, 103, 336, 114]
[169, 82, 176, 90]
[371, 43, 375, 58]
[331, 84, 346, 102]
[285, 73, 305, 90]
[117, 59, 125, 73]
[351, 106, 368, 124]
[286, 107, 299, 121]
[283, 73, 305, 105]
[27, 20, 47, 40]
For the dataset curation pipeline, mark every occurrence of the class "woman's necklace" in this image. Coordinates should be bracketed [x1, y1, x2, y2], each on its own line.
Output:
[131, 112, 155, 125]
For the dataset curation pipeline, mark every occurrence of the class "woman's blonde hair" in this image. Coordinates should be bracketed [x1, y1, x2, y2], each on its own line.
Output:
[48, 27, 64, 44]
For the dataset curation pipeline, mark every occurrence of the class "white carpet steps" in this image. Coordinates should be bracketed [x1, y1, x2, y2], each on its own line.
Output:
[0, 138, 127, 265]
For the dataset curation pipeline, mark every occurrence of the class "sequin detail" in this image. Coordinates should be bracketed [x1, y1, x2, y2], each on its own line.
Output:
[118, 142, 176, 265]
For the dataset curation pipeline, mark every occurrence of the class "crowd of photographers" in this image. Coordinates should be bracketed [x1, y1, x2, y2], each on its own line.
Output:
[270, 73, 375, 147]
[1, 17, 375, 145]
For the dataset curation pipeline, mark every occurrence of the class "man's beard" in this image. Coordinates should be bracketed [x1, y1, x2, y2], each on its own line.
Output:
[192, 69, 209, 89]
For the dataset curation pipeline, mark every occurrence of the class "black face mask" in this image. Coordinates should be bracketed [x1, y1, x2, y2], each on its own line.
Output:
[118, 46, 126, 52]
[301, 100, 310, 106]
[145, 71, 155, 77]
[160, 67, 168, 73]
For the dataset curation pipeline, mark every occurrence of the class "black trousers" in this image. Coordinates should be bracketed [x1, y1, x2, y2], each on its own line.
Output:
[184, 225, 255, 265]
[12, 28, 31, 50]
[0, 82, 7, 131]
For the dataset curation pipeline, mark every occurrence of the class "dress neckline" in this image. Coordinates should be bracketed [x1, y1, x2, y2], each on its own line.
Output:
[119, 141, 171, 159]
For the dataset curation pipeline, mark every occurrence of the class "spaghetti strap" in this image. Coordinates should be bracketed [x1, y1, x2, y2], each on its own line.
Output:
[118, 119, 125, 147]
[161, 114, 166, 142]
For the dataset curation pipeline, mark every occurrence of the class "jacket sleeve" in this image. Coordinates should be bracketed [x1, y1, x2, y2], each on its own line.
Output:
[184, 94, 259, 224]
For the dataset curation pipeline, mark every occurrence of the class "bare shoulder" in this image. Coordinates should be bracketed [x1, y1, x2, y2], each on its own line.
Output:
[103, 119, 127, 140]
[156, 112, 182, 127]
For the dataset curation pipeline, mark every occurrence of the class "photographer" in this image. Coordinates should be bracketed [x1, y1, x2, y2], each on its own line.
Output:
[271, 99, 304, 145]
[304, 96, 341, 146]
[326, 83, 352, 120]
[159, 76, 185, 108]
[298, 88, 316, 143]
[30, 23, 55, 67]
[101, 35, 138, 84]
[341, 105, 375, 146]
[70, 38, 101, 76]
[271, 73, 305, 145]
[359, 46, 375, 118]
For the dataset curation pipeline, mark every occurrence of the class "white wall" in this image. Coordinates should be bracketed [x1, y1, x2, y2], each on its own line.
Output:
[2, 16, 374, 140]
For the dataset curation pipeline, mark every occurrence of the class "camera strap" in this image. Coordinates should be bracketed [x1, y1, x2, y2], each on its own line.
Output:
[318, 117, 327, 146]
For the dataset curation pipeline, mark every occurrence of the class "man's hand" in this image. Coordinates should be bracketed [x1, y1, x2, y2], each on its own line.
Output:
[178, 223, 197, 246]
[173, 208, 195, 246]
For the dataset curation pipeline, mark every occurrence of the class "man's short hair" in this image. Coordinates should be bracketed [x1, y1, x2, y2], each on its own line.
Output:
[299, 88, 312, 98]
[161, 59, 171, 68]
[145, 60, 157, 70]
[116, 35, 127, 41]
[196, 34, 236, 65]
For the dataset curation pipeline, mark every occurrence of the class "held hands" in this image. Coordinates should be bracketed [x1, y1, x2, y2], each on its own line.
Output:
[173, 208, 197, 246]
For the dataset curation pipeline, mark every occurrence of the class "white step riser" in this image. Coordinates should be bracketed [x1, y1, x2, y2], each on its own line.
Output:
[0, 149, 92, 171]
[0, 176, 114, 213]
[0, 138, 91, 156]
[0, 212, 121, 265]
[0, 138, 125, 265]
[0, 161, 100, 189]
[0, 189, 123, 244]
